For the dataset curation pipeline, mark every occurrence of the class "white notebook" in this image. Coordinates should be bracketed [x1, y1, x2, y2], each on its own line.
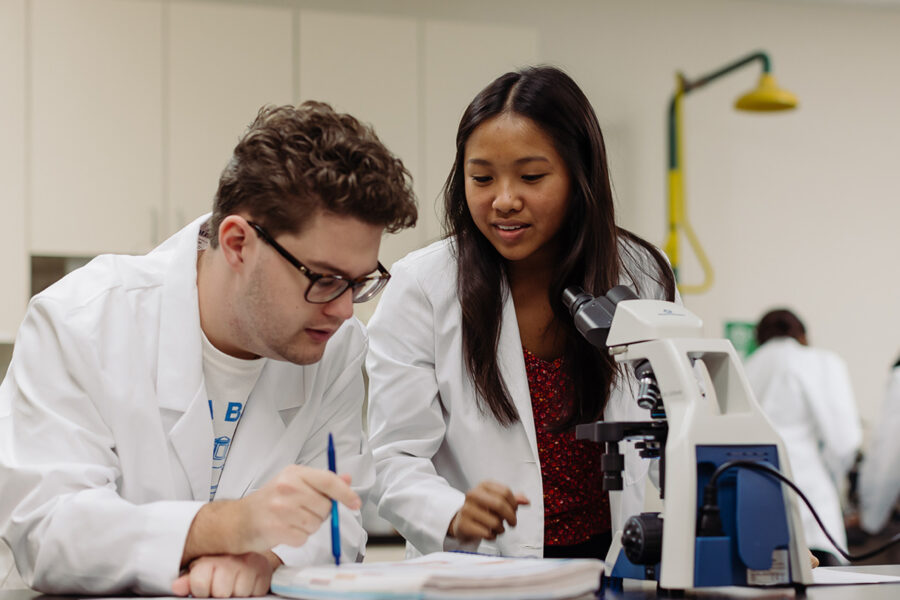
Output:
[271, 552, 605, 600]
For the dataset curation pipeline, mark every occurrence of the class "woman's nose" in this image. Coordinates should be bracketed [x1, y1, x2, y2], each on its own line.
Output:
[492, 181, 522, 213]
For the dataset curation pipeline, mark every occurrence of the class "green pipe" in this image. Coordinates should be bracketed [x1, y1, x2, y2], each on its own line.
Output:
[667, 51, 772, 172]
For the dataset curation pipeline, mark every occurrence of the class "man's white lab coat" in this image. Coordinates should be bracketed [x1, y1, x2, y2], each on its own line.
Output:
[0, 215, 374, 594]
[744, 337, 861, 558]
[366, 239, 670, 561]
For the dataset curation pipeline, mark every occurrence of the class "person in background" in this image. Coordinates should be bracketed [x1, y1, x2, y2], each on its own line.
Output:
[366, 65, 676, 561]
[744, 308, 862, 565]
[0, 102, 417, 596]
[858, 356, 900, 537]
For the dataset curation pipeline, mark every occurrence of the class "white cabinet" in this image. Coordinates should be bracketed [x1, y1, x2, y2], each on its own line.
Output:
[8, 0, 540, 331]
[29, 0, 164, 256]
[167, 1, 294, 235]
[0, 0, 28, 341]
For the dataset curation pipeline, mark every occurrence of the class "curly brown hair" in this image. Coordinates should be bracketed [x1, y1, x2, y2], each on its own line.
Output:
[209, 101, 417, 247]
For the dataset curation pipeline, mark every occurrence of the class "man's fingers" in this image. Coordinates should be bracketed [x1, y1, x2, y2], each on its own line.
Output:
[172, 574, 191, 597]
[514, 493, 530, 506]
[189, 560, 213, 598]
[232, 563, 256, 598]
[178, 554, 275, 599]
[302, 468, 361, 509]
[294, 504, 332, 534]
[252, 571, 271, 597]
[210, 562, 237, 598]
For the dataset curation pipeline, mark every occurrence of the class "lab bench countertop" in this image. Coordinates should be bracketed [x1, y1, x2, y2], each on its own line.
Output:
[1, 565, 899, 600]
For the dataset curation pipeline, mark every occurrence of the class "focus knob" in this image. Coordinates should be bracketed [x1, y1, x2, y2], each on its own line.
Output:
[621, 512, 663, 565]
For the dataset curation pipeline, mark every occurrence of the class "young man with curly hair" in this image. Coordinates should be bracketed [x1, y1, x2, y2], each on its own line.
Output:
[0, 102, 417, 597]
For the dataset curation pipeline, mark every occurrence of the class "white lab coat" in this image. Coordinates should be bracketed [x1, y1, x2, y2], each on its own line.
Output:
[366, 238, 669, 559]
[744, 337, 861, 558]
[0, 215, 374, 595]
[859, 365, 900, 534]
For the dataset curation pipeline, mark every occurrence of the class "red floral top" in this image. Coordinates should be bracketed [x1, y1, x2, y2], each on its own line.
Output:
[523, 347, 611, 546]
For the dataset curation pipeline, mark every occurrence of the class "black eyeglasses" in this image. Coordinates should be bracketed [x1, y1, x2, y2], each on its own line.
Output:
[247, 221, 390, 304]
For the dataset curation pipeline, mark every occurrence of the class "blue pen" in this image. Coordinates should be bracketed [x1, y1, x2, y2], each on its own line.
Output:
[327, 433, 341, 566]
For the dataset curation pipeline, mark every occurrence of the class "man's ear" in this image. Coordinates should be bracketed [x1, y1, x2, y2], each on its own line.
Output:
[218, 215, 254, 271]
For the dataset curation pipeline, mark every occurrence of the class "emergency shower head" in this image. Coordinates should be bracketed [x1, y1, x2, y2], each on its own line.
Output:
[735, 73, 798, 111]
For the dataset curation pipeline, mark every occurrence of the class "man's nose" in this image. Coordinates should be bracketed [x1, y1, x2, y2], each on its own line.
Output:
[322, 287, 355, 321]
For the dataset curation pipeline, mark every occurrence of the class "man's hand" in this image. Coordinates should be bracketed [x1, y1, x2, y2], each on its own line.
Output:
[182, 465, 361, 565]
[448, 480, 530, 543]
[172, 552, 280, 598]
[235, 465, 361, 554]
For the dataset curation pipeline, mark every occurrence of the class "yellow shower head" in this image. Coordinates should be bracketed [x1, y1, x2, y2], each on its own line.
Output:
[735, 73, 798, 111]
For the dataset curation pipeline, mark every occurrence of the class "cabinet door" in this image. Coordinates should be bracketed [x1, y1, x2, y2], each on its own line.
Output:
[167, 1, 293, 235]
[29, 0, 164, 256]
[0, 0, 27, 341]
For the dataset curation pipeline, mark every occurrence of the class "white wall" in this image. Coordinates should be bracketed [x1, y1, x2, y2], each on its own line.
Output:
[0, 0, 27, 345]
[526, 0, 900, 431]
[3, 0, 899, 431]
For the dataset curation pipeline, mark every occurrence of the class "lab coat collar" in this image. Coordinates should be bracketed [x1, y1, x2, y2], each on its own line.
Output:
[156, 214, 207, 413]
[153, 214, 213, 500]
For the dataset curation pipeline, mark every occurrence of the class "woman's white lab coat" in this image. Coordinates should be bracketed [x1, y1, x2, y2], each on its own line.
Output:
[0, 215, 373, 594]
[744, 337, 861, 557]
[366, 239, 669, 559]
[859, 365, 900, 534]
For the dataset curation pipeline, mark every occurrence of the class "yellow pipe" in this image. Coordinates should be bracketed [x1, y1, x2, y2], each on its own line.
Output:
[666, 80, 714, 294]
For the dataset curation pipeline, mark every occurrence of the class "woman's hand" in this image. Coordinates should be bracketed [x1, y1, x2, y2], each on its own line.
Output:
[448, 480, 530, 543]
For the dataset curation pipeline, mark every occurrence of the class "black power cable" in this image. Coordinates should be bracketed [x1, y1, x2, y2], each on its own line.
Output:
[702, 459, 900, 562]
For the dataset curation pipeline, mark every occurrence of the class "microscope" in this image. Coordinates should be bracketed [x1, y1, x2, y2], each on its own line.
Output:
[563, 286, 813, 592]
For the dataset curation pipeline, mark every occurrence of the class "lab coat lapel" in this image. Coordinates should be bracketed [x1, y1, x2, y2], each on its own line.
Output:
[215, 366, 285, 498]
[155, 215, 213, 501]
[168, 384, 214, 501]
[216, 365, 310, 498]
[496, 291, 540, 465]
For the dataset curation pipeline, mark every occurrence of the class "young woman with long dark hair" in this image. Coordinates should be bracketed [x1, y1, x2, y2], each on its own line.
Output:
[366, 66, 676, 560]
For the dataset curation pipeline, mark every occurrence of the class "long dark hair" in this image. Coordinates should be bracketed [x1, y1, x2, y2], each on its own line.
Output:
[443, 66, 675, 429]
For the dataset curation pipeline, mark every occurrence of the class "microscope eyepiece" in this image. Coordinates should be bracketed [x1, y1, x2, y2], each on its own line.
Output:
[606, 285, 639, 305]
[562, 286, 592, 317]
[563, 285, 637, 350]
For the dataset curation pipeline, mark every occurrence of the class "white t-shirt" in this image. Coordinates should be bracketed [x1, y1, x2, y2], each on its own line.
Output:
[201, 330, 266, 501]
